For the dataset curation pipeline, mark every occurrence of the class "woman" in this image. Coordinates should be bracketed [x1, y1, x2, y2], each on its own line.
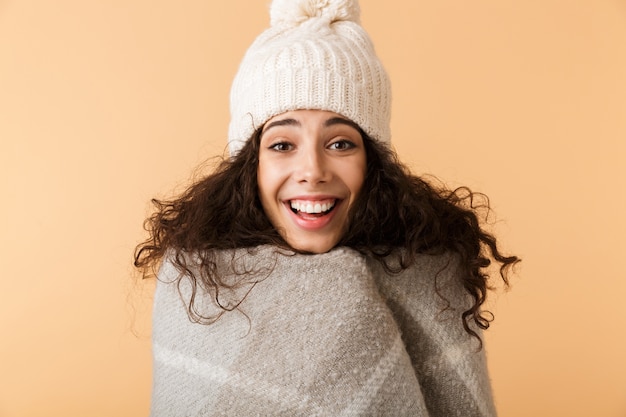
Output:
[135, 0, 519, 415]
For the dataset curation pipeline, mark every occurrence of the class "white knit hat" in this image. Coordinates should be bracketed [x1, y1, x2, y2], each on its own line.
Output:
[227, 0, 392, 155]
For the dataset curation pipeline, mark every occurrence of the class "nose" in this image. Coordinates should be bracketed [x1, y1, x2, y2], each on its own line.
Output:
[294, 145, 330, 184]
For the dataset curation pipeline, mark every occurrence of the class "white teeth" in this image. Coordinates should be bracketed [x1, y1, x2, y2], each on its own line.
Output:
[290, 200, 336, 214]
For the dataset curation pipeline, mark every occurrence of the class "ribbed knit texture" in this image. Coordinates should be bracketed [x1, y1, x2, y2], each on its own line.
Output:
[227, 0, 391, 155]
[150, 247, 497, 416]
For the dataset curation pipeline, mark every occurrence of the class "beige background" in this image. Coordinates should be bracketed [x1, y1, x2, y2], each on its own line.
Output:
[1, 0, 625, 415]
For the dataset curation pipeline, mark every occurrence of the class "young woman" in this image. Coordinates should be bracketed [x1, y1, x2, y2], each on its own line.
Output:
[135, 0, 519, 415]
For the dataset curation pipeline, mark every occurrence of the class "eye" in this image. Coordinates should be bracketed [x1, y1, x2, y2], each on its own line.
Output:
[268, 141, 293, 152]
[328, 139, 356, 151]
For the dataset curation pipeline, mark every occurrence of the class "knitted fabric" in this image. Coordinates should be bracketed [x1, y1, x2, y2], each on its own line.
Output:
[227, 0, 391, 155]
[150, 247, 497, 416]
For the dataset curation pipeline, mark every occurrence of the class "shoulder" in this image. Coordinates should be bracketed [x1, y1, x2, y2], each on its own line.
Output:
[366, 251, 461, 287]
[157, 245, 368, 278]
[366, 251, 472, 319]
[154, 245, 375, 312]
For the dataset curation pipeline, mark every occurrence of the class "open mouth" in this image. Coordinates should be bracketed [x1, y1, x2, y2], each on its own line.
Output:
[289, 199, 337, 217]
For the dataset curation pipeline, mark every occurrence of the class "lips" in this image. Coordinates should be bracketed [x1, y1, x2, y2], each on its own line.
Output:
[283, 197, 341, 230]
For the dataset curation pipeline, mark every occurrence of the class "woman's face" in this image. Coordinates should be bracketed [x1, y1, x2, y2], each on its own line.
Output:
[257, 110, 367, 253]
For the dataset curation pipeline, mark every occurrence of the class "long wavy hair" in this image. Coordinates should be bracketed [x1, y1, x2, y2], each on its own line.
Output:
[135, 128, 519, 342]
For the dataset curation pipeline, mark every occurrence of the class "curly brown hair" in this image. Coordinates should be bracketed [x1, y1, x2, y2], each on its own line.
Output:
[135, 128, 519, 342]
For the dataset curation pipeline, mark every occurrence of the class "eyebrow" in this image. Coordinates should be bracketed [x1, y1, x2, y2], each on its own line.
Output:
[262, 116, 361, 134]
[324, 117, 362, 132]
[262, 118, 301, 133]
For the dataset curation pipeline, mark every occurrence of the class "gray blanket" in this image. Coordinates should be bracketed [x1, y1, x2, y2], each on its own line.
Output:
[151, 246, 497, 416]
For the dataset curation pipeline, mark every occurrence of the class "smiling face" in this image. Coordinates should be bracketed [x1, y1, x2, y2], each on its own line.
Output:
[257, 110, 367, 253]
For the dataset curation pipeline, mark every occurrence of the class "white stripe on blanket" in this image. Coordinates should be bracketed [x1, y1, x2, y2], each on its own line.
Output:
[410, 313, 493, 416]
[153, 341, 324, 414]
[338, 333, 408, 416]
[155, 334, 409, 415]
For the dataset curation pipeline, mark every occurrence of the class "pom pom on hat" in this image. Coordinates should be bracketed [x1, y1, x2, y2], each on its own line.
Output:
[270, 0, 360, 26]
[228, 0, 391, 156]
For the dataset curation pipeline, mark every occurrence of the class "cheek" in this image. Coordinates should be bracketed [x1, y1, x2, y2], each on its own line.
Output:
[342, 157, 367, 198]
